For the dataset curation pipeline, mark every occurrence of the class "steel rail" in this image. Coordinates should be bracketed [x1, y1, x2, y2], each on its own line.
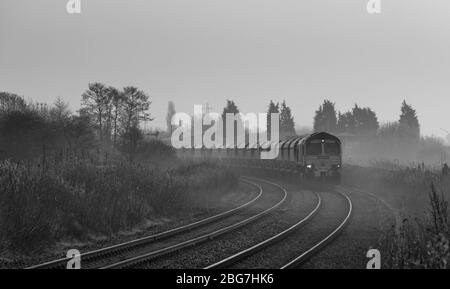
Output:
[204, 186, 321, 269]
[102, 177, 287, 269]
[280, 190, 353, 269]
[27, 178, 262, 269]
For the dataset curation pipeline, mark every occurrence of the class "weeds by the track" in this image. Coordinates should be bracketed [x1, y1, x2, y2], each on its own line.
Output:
[380, 184, 449, 268]
[0, 157, 237, 251]
[343, 164, 450, 268]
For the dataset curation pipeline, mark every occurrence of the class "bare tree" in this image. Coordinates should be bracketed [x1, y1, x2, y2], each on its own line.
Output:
[120, 86, 152, 160]
[51, 97, 71, 123]
[107, 87, 123, 149]
[0, 92, 27, 113]
[81, 83, 111, 148]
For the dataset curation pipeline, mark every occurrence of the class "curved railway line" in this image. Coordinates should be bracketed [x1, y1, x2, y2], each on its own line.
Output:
[27, 176, 353, 269]
[27, 177, 286, 269]
[281, 190, 352, 269]
[102, 177, 287, 269]
[204, 184, 353, 269]
[204, 188, 322, 269]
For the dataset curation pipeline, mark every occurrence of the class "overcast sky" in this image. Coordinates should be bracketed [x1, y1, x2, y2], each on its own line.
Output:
[1, 0, 450, 138]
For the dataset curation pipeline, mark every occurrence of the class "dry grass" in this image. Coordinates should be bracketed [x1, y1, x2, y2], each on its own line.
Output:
[343, 164, 449, 217]
[380, 185, 449, 268]
[343, 163, 450, 268]
[0, 157, 237, 252]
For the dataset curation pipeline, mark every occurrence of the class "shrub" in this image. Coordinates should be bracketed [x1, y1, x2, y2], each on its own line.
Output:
[380, 184, 450, 268]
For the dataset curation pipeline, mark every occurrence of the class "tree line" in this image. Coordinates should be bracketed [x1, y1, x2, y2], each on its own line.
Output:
[166, 99, 296, 139]
[313, 99, 421, 142]
[2, 86, 442, 163]
[164, 96, 441, 162]
[312, 99, 447, 162]
[80, 83, 152, 160]
[0, 83, 154, 162]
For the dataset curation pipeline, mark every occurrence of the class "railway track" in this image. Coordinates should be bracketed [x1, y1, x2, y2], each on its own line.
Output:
[27, 177, 285, 269]
[281, 190, 352, 269]
[204, 187, 321, 269]
[27, 178, 261, 269]
[102, 177, 287, 269]
[28, 177, 352, 269]
[204, 186, 353, 269]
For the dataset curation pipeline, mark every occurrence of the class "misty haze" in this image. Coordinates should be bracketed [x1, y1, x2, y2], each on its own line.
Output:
[1, 0, 449, 271]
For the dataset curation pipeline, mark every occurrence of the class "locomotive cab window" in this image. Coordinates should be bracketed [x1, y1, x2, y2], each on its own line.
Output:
[306, 142, 322, 155]
[324, 141, 340, 155]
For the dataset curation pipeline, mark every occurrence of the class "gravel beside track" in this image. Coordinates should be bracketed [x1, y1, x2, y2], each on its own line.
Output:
[138, 179, 318, 269]
[94, 179, 281, 269]
[298, 187, 394, 269]
[232, 189, 349, 269]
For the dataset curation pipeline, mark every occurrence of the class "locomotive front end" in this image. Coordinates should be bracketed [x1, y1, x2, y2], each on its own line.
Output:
[302, 133, 342, 182]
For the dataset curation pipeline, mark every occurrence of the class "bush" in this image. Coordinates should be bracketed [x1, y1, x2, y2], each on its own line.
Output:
[380, 184, 450, 268]
[134, 139, 176, 164]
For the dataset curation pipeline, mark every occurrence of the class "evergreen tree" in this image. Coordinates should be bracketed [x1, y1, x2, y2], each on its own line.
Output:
[399, 100, 420, 142]
[267, 100, 279, 139]
[313, 100, 337, 133]
[337, 111, 355, 133]
[336, 104, 379, 137]
[222, 100, 241, 147]
[399, 100, 420, 132]
[351, 104, 379, 136]
[280, 100, 296, 137]
[222, 100, 239, 116]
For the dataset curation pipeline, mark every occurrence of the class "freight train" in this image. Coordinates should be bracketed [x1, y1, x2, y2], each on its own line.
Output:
[177, 132, 342, 183]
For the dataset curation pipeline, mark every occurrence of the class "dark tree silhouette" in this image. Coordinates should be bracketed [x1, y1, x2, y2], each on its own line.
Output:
[280, 100, 296, 137]
[120, 86, 152, 161]
[222, 100, 239, 116]
[267, 100, 279, 139]
[81, 83, 111, 146]
[337, 111, 355, 133]
[338, 104, 379, 136]
[0, 93, 95, 159]
[353, 105, 379, 135]
[399, 100, 420, 141]
[222, 100, 241, 147]
[314, 100, 337, 133]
